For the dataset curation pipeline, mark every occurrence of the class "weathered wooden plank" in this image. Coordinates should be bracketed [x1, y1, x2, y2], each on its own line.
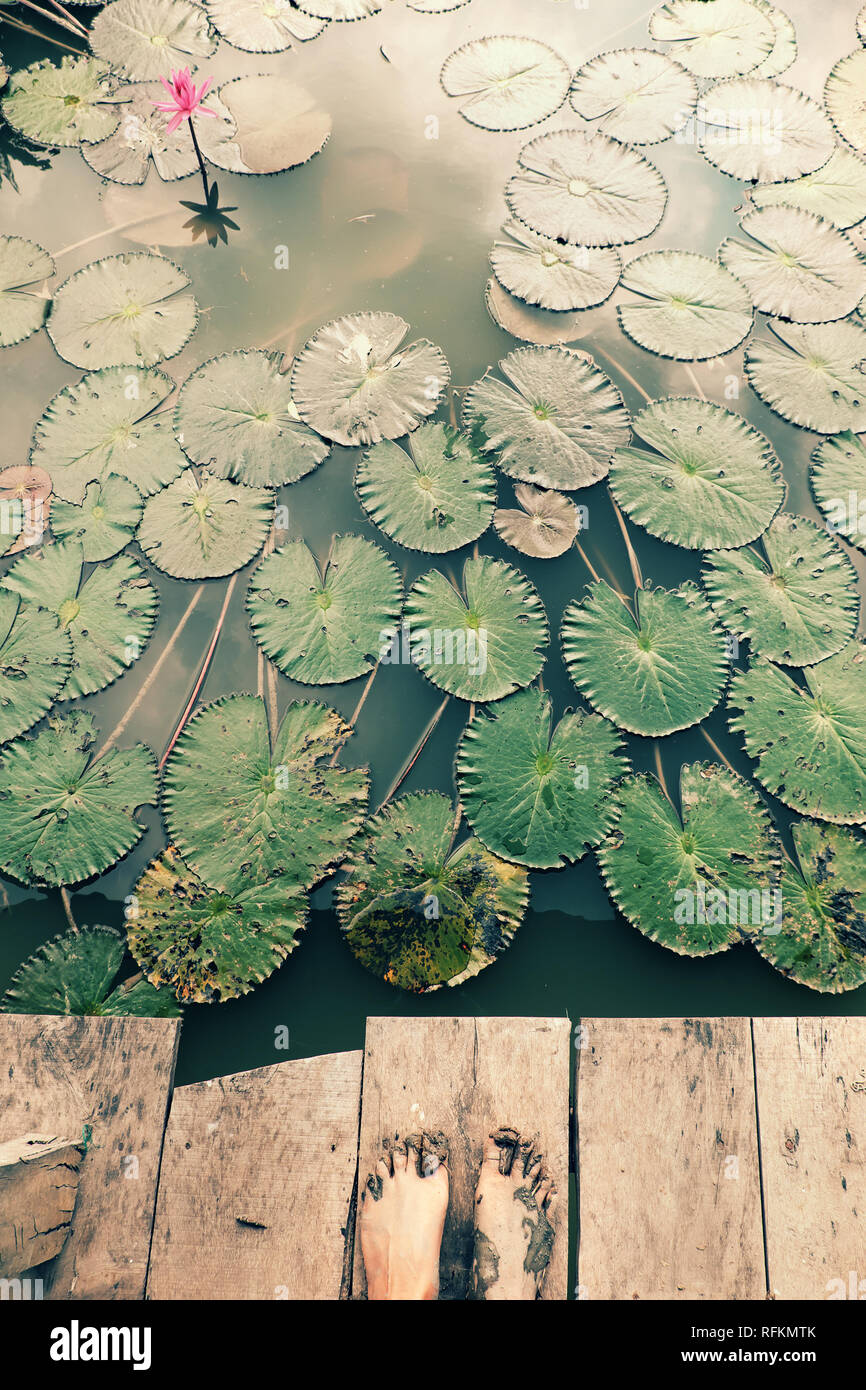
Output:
[0, 1133, 83, 1278]
[576, 1017, 765, 1301]
[147, 1050, 363, 1300]
[0, 1014, 180, 1299]
[352, 1016, 570, 1300]
[752, 1017, 866, 1300]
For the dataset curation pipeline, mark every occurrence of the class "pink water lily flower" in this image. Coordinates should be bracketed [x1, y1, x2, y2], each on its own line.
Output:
[152, 68, 217, 133]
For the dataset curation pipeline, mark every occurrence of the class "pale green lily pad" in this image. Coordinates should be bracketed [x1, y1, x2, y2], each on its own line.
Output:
[618, 250, 753, 361]
[409, 0, 471, 10]
[31, 365, 186, 504]
[720, 207, 866, 323]
[825, 49, 866, 152]
[89, 0, 217, 81]
[745, 318, 866, 434]
[490, 220, 621, 312]
[137, 469, 273, 579]
[484, 277, 588, 347]
[337, 791, 528, 993]
[0, 925, 179, 1017]
[729, 641, 866, 824]
[562, 580, 728, 736]
[462, 345, 629, 491]
[291, 311, 449, 447]
[296, 0, 379, 16]
[175, 350, 329, 487]
[440, 35, 570, 132]
[247, 534, 402, 684]
[128, 847, 307, 1003]
[859, 3, 866, 44]
[610, 396, 783, 550]
[80, 82, 202, 184]
[0, 236, 53, 348]
[751, 146, 866, 230]
[404, 555, 548, 703]
[758, 820, 866, 993]
[456, 687, 628, 869]
[1, 56, 121, 148]
[203, 0, 326, 52]
[698, 78, 835, 181]
[50, 476, 143, 561]
[2, 540, 158, 699]
[751, 0, 797, 79]
[810, 430, 866, 552]
[0, 710, 157, 886]
[649, 0, 774, 79]
[356, 422, 496, 553]
[493, 482, 581, 558]
[162, 694, 369, 893]
[47, 252, 198, 369]
[0, 590, 72, 745]
[204, 76, 331, 176]
[569, 47, 697, 145]
[702, 513, 860, 666]
[597, 763, 782, 956]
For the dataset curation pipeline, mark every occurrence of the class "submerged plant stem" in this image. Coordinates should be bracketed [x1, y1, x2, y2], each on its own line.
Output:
[60, 887, 77, 931]
[327, 663, 380, 767]
[0, 12, 85, 52]
[378, 695, 450, 811]
[610, 493, 643, 590]
[159, 575, 237, 769]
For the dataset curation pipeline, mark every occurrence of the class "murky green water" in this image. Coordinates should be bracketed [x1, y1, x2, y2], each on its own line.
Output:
[1, 0, 865, 1099]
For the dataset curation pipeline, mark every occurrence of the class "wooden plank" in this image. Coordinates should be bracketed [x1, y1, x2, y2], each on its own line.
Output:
[752, 1017, 866, 1300]
[147, 1050, 363, 1300]
[0, 1133, 83, 1277]
[576, 1017, 765, 1301]
[352, 1016, 570, 1300]
[0, 1014, 180, 1299]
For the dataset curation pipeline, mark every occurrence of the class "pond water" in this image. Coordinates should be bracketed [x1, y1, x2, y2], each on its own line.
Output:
[1, 0, 865, 1107]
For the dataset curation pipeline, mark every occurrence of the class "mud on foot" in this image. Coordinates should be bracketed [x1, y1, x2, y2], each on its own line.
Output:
[471, 1126, 557, 1301]
[359, 1131, 449, 1300]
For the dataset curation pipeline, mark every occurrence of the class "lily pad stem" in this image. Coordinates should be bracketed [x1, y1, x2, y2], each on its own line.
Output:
[60, 887, 77, 931]
[159, 574, 237, 769]
[187, 116, 210, 203]
[377, 695, 450, 811]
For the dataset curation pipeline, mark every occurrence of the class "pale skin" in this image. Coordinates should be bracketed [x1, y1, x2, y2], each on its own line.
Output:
[360, 1128, 557, 1301]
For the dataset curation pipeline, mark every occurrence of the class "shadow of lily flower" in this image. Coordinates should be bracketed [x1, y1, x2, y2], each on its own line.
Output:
[178, 181, 240, 248]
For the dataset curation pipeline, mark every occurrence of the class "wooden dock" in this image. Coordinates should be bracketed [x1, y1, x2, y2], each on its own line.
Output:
[0, 1015, 863, 1300]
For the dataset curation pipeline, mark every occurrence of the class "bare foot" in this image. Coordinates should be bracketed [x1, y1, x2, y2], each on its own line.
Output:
[471, 1127, 557, 1300]
[360, 1133, 449, 1300]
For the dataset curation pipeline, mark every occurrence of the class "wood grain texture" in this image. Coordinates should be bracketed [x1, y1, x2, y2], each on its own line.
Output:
[147, 1051, 363, 1300]
[352, 1016, 570, 1300]
[753, 1017, 866, 1300]
[0, 1014, 180, 1299]
[0, 1133, 83, 1277]
[576, 1017, 765, 1301]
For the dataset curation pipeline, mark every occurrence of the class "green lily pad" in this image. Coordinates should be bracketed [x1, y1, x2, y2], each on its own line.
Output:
[128, 847, 308, 1003]
[618, 250, 753, 361]
[750, 146, 866, 230]
[404, 555, 548, 703]
[0, 925, 180, 1017]
[745, 318, 866, 434]
[0, 235, 53, 347]
[493, 482, 581, 558]
[50, 476, 143, 561]
[356, 421, 496, 553]
[162, 694, 368, 892]
[336, 791, 529, 993]
[1, 56, 121, 148]
[810, 430, 866, 552]
[569, 47, 697, 144]
[89, 0, 217, 81]
[489, 220, 621, 312]
[597, 763, 782, 956]
[296, 0, 379, 16]
[757, 820, 866, 993]
[462, 345, 630, 492]
[719, 207, 866, 323]
[0, 710, 157, 886]
[859, 3, 866, 43]
[562, 580, 728, 736]
[483, 277, 588, 348]
[456, 687, 628, 869]
[0, 590, 72, 745]
[702, 513, 860, 666]
[825, 49, 866, 152]
[175, 350, 329, 488]
[291, 311, 450, 447]
[698, 78, 835, 181]
[648, 0, 774, 79]
[751, 0, 797, 79]
[610, 396, 784, 550]
[506, 129, 667, 247]
[204, 76, 331, 176]
[439, 35, 570, 132]
[2, 540, 157, 699]
[80, 81, 203, 184]
[729, 641, 866, 824]
[47, 252, 198, 369]
[31, 365, 186, 504]
[137, 469, 273, 579]
[247, 533, 402, 684]
[203, 0, 326, 52]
